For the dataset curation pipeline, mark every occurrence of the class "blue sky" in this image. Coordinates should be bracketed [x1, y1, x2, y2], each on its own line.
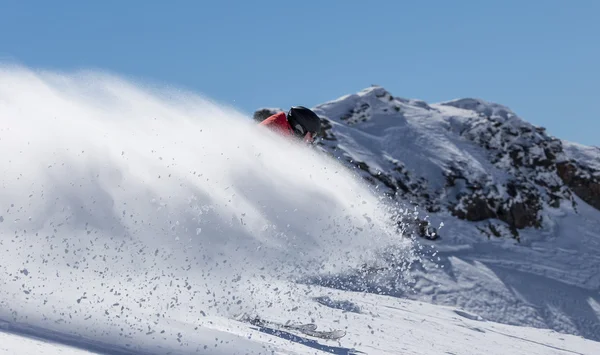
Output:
[1, 0, 598, 146]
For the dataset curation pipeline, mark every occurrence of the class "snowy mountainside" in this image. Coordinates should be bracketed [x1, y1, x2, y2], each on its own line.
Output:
[255, 86, 600, 342]
[0, 65, 598, 355]
[311, 86, 600, 239]
[257, 86, 600, 240]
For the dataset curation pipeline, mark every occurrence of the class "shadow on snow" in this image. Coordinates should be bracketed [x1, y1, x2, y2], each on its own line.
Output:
[251, 325, 364, 355]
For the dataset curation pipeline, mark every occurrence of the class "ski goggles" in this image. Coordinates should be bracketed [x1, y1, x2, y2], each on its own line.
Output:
[293, 124, 316, 144]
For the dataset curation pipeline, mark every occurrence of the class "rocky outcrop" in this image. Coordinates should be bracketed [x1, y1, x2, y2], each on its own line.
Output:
[556, 161, 600, 210]
[439, 100, 568, 234]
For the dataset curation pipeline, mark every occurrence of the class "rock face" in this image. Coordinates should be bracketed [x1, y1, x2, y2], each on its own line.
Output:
[556, 157, 600, 211]
[254, 86, 600, 241]
[436, 98, 571, 236]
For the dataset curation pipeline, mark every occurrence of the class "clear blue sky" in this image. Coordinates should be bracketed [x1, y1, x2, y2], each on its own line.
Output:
[1, 0, 598, 146]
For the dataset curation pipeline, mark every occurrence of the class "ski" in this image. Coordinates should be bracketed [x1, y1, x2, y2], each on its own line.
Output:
[293, 327, 346, 340]
[238, 313, 346, 340]
[285, 322, 319, 332]
[250, 317, 318, 332]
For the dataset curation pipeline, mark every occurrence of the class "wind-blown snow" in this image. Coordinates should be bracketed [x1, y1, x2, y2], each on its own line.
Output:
[0, 65, 410, 353]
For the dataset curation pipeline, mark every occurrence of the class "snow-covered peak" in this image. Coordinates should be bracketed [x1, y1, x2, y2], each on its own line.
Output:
[315, 85, 408, 127]
[252, 86, 600, 241]
[305, 86, 600, 241]
[439, 97, 517, 122]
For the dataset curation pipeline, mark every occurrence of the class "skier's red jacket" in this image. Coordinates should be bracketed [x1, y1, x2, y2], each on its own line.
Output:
[258, 112, 293, 137]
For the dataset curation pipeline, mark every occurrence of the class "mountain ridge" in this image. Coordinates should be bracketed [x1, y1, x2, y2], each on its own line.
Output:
[252, 86, 600, 341]
[254, 85, 600, 241]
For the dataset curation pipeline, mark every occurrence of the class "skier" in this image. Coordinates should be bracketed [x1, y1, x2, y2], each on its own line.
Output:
[258, 106, 322, 144]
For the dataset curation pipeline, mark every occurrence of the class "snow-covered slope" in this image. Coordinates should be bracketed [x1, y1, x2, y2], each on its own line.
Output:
[1, 282, 597, 355]
[256, 85, 600, 342]
[0, 65, 598, 354]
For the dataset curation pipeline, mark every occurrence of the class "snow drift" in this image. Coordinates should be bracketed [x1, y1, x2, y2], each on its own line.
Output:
[0, 65, 412, 353]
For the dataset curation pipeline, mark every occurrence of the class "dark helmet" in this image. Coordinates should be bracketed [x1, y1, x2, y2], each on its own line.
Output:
[287, 106, 322, 138]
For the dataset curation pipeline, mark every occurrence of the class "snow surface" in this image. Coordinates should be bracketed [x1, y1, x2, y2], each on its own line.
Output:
[311, 86, 600, 342]
[1, 282, 597, 355]
[0, 329, 98, 354]
[0, 66, 598, 354]
[562, 140, 600, 174]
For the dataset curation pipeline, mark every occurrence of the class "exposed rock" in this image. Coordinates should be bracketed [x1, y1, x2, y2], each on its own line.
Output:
[451, 194, 496, 222]
[557, 161, 600, 210]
